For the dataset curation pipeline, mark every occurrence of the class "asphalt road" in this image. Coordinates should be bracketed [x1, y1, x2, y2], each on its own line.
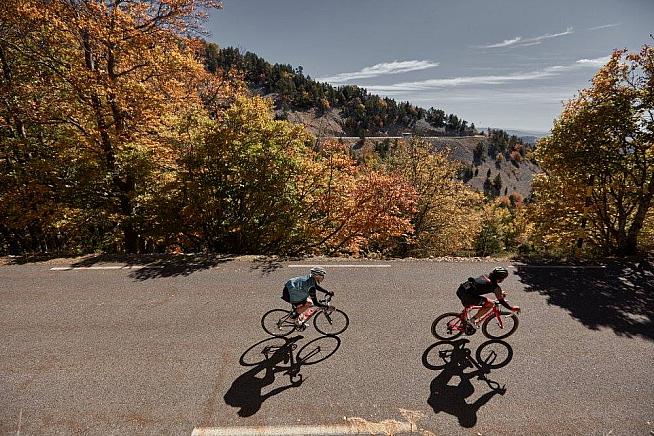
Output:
[1, 256, 653, 435]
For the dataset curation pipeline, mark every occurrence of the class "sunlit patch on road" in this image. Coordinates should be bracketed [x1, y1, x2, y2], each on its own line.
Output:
[192, 408, 433, 435]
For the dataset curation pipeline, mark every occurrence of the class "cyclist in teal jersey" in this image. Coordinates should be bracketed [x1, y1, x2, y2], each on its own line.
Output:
[281, 266, 334, 326]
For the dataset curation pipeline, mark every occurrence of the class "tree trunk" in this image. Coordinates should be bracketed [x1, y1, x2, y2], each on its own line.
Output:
[614, 232, 639, 256]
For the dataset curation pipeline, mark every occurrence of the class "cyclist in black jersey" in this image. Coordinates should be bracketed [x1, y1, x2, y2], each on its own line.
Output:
[456, 266, 520, 331]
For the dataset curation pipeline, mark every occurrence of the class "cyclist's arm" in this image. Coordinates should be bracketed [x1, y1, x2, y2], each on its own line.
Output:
[498, 298, 513, 310]
[315, 283, 333, 295]
[309, 285, 332, 306]
[495, 287, 520, 312]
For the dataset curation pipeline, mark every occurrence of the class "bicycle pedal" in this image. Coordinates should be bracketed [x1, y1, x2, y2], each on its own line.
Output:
[295, 324, 307, 331]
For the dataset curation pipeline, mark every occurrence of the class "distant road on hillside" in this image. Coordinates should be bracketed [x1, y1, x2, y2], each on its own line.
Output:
[318, 135, 487, 140]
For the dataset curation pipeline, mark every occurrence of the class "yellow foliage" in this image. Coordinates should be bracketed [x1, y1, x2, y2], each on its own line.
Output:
[387, 138, 485, 255]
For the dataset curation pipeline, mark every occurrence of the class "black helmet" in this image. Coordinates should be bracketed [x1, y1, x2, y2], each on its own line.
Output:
[489, 266, 509, 281]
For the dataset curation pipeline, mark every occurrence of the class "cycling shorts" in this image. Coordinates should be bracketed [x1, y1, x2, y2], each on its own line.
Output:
[456, 285, 488, 307]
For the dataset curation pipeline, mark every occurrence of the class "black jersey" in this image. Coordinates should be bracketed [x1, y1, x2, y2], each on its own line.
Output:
[463, 275, 501, 297]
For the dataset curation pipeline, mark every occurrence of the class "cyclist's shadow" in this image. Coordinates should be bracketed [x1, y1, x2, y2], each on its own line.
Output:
[422, 338, 513, 428]
[224, 334, 341, 417]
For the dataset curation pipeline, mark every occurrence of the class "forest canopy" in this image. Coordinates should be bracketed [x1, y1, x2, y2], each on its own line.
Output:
[0, 1, 651, 258]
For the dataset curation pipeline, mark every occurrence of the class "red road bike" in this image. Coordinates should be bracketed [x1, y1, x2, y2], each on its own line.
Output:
[431, 300, 520, 340]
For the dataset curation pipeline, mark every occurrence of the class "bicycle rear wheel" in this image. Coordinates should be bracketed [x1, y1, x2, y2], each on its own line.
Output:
[431, 312, 464, 340]
[261, 309, 296, 337]
[482, 312, 519, 339]
[422, 341, 457, 370]
[313, 309, 349, 335]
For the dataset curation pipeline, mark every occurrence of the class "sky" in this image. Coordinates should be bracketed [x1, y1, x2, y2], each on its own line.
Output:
[206, 0, 654, 133]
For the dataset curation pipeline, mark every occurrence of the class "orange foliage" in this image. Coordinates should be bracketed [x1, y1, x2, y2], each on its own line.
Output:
[297, 140, 417, 255]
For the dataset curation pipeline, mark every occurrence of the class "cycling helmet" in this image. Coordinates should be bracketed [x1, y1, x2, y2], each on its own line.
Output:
[310, 266, 326, 277]
[489, 266, 509, 281]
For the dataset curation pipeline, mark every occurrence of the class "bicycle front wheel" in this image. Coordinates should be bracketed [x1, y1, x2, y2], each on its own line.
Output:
[261, 309, 296, 337]
[431, 312, 464, 340]
[482, 312, 519, 339]
[313, 309, 349, 335]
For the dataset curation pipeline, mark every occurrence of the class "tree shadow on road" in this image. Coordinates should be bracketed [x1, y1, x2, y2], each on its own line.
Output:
[514, 259, 654, 340]
[224, 335, 341, 417]
[248, 255, 315, 276]
[248, 256, 286, 276]
[3, 253, 237, 279]
[423, 339, 512, 428]
[123, 254, 237, 280]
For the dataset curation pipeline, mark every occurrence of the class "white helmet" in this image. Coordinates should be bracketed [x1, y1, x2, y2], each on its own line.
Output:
[310, 266, 326, 277]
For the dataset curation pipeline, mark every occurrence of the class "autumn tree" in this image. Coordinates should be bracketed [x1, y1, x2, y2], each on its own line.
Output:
[0, 0, 68, 252]
[386, 138, 484, 256]
[531, 46, 654, 256]
[0, 0, 222, 253]
[298, 140, 417, 256]
[176, 95, 314, 253]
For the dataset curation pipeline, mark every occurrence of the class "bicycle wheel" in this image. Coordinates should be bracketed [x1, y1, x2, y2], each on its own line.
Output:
[261, 309, 296, 337]
[422, 341, 457, 370]
[297, 335, 341, 365]
[239, 336, 291, 366]
[481, 312, 519, 339]
[313, 309, 349, 335]
[431, 312, 464, 340]
[475, 339, 513, 369]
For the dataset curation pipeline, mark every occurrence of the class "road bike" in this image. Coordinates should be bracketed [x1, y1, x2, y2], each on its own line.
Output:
[431, 300, 519, 340]
[261, 294, 349, 337]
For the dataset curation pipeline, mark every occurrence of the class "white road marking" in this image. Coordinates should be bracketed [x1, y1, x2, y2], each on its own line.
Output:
[50, 266, 164, 271]
[288, 264, 391, 268]
[510, 265, 606, 269]
[191, 422, 413, 435]
[16, 408, 22, 436]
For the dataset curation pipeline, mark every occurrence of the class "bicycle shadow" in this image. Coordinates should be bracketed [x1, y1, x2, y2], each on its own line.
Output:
[224, 334, 341, 417]
[422, 338, 513, 428]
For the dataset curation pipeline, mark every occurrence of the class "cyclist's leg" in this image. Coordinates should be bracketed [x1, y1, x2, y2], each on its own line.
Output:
[290, 303, 299, 318]
[457, 288, 479, 318]
[296, 298, 316, 324]
[471, 297, 493, 324]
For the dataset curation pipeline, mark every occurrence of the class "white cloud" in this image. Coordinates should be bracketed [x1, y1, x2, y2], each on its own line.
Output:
[513, 41, 542, 48]
[576, 56, 611, 67]
[482, 37, 522, 48]
[315, 60, 439, 83]
[478, 27, 574, 49]
[588, 23, 621, 31]
[361, 56, 610, 93]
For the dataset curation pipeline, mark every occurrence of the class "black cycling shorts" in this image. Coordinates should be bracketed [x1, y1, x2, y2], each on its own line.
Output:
[456, 285, 488, 307]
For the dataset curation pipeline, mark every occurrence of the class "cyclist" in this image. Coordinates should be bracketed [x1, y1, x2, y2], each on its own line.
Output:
[456, 266, 520, 332]
[281, 266, 334, 327]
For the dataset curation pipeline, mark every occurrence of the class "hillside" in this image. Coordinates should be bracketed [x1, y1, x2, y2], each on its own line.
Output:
[275, 97, 539, 200]
[203, 44, 477, 137]
[202, 43, 541, 199]
[319, 136, 540, 199]
[428, 136, 540, 199]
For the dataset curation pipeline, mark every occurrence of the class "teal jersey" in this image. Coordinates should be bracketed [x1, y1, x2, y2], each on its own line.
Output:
[284, 274, 319, 303]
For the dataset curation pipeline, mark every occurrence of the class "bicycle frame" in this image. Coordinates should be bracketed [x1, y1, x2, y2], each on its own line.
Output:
[292, 294, 333, 323]
[276, 295, 333, 331]
[262, 293, 349, 337]
[449, 301, 505, 333]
